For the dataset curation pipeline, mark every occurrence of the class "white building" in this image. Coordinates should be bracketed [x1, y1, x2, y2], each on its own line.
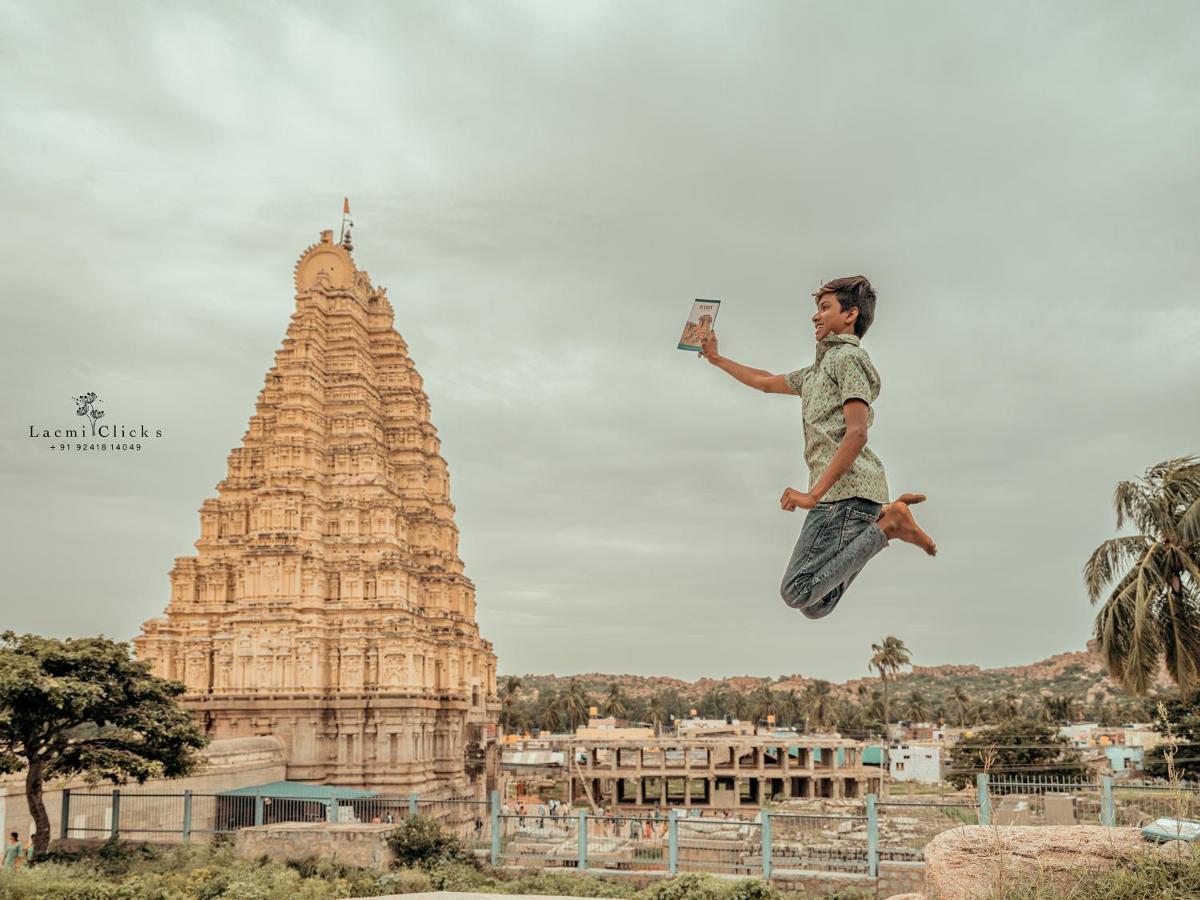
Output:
[889, 742, 943, 783]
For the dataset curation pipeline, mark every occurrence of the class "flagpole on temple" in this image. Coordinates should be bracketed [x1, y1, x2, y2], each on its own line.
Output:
[339, 197, 354, 248]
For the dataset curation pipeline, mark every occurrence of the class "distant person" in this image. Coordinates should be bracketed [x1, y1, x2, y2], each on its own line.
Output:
[700, 276, 936, 621]
[3, 833, 19, 867]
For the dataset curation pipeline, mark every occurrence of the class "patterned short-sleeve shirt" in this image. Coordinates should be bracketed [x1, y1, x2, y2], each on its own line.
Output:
[784, 333, 890, 504]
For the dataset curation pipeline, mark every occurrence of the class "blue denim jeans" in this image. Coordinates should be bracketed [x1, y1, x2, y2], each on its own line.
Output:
[780, 497, 888, 620]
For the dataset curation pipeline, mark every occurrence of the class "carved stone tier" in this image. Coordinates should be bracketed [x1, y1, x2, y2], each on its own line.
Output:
[135, 229, 499, 794]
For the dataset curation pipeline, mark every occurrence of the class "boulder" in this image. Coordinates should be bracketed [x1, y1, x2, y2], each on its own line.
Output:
[922, 825, 1146, 899]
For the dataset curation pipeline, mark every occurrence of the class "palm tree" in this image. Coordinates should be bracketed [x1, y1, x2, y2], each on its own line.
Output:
[699, 685, 729, 718]
[904, 691, 931, 724]
[869, 636, 912, 726]
[778, 689, 801, 727]
[538, 686, 563, 732]
[603, 682, 629, 719]
[801, 680, 836, 732]
[646, 691, 672, 735]
[562, 678, 591, 729]
[499, 676, 523, 732]
[951, 685, 971, 726]
[1084, 457, 1200, 695]
[748, 680, 779, 726]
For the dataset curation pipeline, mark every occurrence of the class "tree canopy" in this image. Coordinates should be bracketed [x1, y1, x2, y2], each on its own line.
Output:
[0, 632, 207, 853]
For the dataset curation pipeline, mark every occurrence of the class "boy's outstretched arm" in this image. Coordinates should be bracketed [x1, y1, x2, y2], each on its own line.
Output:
[699, 332, 792, 394]
[781, 400, 869, 510]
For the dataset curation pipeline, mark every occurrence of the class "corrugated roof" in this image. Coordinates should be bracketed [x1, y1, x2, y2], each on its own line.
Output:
[218, 780, 376, 799]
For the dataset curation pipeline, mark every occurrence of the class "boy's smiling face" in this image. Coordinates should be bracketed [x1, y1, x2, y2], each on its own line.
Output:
[811, 291, 858, 342]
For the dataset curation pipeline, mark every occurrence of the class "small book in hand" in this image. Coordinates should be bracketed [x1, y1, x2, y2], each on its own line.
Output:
[677, 299, 721, 351]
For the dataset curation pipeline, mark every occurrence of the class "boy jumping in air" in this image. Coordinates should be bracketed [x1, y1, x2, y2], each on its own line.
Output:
[699, 276, 935, 620]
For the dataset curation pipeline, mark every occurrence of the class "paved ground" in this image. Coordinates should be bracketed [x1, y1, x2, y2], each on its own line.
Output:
[367, 894, 590, 900]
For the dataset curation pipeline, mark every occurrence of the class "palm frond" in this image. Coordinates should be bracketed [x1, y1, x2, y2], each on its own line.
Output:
[1083, 535, 1151, 603]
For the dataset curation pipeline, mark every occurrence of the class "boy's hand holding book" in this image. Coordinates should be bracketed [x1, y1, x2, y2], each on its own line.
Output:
[699, 332, 719, 362]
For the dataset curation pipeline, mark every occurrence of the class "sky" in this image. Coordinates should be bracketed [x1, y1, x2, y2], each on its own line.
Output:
[0, 1, 1197, 684]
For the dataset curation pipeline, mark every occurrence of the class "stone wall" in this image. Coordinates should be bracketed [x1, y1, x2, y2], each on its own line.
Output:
[876, 860, 926, 897]
[236, 822, 397, 870]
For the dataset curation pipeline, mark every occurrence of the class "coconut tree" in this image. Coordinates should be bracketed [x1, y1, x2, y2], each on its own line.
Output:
[951, 685, 971, 726]
[646, 691, 672, 735]
[904, 690, 931, 724]
[869, 636, 912, 726]
[538, 686, 563, 732]
[562, 678, 592, 729]
[748, 680, 779, 726]
[801, 680, 837, 732]
[499, 676, 523, 732]
[602, 682, 629, 719]
[1084, 457, 1200, 695]
[699, 685, 729, 718]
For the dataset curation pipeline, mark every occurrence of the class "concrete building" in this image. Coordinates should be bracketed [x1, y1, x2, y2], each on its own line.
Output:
[888, 742, 944, 784]
[566, 735, 881, 809]
[134, 228, 499, 795]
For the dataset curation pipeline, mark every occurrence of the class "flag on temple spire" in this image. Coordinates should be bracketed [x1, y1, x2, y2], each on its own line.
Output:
[343, 197, 351, 215]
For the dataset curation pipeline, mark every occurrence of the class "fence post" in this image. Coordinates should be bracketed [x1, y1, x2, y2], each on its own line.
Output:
[409, 792, 419, 817]
[59, 789, 70, 841]
[490, 790, 500, 867]
[111, 789, 121, 838]
[867, 794, 879, 878]
[254, 794, 264, 827]
[577, 810, 588, 870]
[976, 774, 991, 826]
[668, 809, 678, 875]
[1101, 776, 1115, 827]
[327, 791, 338, 823]
[182, 790, 193, 842]
[761, 810, 772, 880]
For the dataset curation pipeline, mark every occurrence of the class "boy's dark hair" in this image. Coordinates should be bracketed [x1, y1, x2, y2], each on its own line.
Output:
[813, 275, 876, 338]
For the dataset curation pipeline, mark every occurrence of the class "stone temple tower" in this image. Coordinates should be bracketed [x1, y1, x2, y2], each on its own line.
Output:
[135, 228, 499, 795]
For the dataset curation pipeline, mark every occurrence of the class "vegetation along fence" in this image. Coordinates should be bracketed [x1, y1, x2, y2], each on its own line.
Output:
[57, 774, 1200, 880]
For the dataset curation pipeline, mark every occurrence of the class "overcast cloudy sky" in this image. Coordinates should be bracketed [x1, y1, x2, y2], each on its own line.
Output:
[1, 1, 1197, 683]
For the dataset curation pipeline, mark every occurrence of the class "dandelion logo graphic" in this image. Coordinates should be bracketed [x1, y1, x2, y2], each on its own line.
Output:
[73, 392, 105, 436]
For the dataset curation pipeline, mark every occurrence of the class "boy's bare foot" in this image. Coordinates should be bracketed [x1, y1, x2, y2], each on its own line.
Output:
[876, 500, 937, 556]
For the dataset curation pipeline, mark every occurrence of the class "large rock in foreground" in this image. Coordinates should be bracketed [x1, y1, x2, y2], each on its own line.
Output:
[922, 825, 1146, 899]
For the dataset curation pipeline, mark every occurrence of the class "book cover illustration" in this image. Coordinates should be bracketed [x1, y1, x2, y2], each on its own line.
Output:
[677, 299, 721, 351]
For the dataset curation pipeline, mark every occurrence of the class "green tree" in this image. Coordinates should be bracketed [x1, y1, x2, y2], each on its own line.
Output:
[0, 633, 207, 854]
[1145, 688, 1200, 780]
[748, 680, 780, 725]
[903, 690, 931, 724]
[1084, 457, 1200, 695]
[561, 678, 592, 730]
[537, 686, 563, 732]
[646, 691, 673, 735]
[499, 676, 523, 732]
[869, 636, 911, 726]
[602, 682, 629, 719]
[801, 680, 836, 732]
[699, 685, 729, 718]
[951, 685, 971, 726]
[945, 718, 1084, 789]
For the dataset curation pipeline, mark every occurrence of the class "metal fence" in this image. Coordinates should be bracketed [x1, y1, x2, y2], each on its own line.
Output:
[55, 776, 1200, 882]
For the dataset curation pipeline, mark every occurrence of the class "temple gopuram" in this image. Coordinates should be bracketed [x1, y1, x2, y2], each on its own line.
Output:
[135, 226, 499, 796]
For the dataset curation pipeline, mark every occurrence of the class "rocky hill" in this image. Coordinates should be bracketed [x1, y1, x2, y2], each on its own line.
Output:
[501, 642, 1171, 721]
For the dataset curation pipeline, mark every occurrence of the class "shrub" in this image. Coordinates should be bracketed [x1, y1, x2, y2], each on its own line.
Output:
[721, 880, 785, 900]
[639, 873, 725, 900]
[376, 867, 435, 894]
[386, 815, 477, 869]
